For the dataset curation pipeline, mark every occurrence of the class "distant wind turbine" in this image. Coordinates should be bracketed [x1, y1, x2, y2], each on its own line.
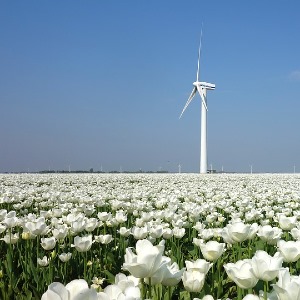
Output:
[179, 29, 215, 174]
[178, 164, 182, 173]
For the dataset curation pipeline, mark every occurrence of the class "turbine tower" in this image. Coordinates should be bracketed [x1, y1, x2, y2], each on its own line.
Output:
[179, 30, 215, 174]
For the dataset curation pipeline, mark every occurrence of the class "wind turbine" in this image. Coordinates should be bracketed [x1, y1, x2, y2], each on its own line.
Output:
[178, 163, 182, 173]
[179, 29, 215, 174]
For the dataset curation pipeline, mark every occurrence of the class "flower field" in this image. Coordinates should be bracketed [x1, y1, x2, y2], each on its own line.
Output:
[1, 173, 300, 300]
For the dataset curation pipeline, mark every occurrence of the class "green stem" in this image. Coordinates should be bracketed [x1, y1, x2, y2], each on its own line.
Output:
[47, 263, 52, 286]
[264, 281, 268, 300]
[36, 237, 40, 292]
[217, 259, 222, 299]
[148, 277, 152, 299]
[289, 262, 293, 275]
[168, 286, 172, 300]
[141, 279, 146, 299]
[211, 263, 215, 296]
[64, 261, 67, 283]
[237, 286, 243, 300]
[104, 245, 107, 266]
[83, 252, 87, 279]
[8, 230, 13, 289]
[238, 242, 242, 260]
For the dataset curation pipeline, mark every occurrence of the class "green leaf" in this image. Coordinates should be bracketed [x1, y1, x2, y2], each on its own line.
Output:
[5, 252, 12, 273]
[179, 290, 190, 300]
[29, 259, 39, 285]
[103, 269, 115, 284]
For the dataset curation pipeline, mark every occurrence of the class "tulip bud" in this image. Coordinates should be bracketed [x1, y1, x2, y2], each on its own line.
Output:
[22, 232, 31, 240]
[87, 261, 93, 267]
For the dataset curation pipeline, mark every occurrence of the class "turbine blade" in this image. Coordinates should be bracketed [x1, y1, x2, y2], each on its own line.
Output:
[196, 26, 203, 82]
[179, 87, 197, 119]
[197, 86, 208, 111]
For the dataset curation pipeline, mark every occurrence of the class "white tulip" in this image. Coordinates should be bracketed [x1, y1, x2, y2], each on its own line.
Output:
[58, 252, 72, 262]
[256, 225, 282, 245]
[123, 239, 166, 279]
[224, 259, 258, 289]
[250, 250, 283, 281]
[277, 240, 300, 262]
[185, 259, 212, 274]
[38, 256, 49, 267]
[94, 234, 113, 244]
[273, 268, 300, 300]
[198, 240, 226, 262]
[41, 236, 56, 250]
[182, 270, 206, 293]
[131, 226, 148, 240]
[119, 227, 131, 237]
[42, 279, 98, 300]
[1, 232, 19, 244]
[278, 214, 297, 230]
[73, 235, 93, 252]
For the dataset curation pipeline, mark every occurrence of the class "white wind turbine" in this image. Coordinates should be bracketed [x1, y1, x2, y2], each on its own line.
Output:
[179, 30, 215, 174]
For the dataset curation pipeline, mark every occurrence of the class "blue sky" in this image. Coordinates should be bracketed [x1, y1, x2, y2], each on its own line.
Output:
[1, 1, 300, 173]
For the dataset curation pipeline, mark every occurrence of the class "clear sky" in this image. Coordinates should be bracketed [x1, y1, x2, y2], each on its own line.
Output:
[1, 1, 300, 173]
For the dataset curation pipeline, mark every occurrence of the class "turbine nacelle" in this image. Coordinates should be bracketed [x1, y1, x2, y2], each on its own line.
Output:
[193, 81, 215, 90]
